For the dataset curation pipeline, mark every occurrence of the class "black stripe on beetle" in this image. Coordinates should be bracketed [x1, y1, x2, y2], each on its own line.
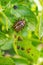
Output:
[13, 20, 25, 32]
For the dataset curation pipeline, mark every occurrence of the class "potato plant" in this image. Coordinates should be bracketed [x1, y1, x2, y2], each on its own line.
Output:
[0, 0, 43, 65]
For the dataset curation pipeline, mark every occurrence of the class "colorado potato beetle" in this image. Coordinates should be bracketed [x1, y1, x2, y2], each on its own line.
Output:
[13, 5, 18, 9]
[13, 20, 25, 32]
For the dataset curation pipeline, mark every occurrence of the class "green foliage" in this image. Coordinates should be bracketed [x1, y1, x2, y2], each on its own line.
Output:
[0, 0, 43, 65]
[13, 39, 40, 63]
[0, 56, 15, 65]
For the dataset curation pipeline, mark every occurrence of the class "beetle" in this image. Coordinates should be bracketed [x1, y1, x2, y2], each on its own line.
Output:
[13, 20, 25, 32]
[13, 5, 18, 9]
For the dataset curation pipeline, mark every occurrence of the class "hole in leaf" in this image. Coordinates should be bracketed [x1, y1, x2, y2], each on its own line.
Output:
[28, 48, 31, 50]
[21, 47, 24, 50]
[18, 36, 23, 41]
[27, 48, 31, 53]
[17, 46, 20, 49]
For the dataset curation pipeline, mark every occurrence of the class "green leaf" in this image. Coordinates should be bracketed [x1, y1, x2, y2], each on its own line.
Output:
[39, 12, 43, 38]
[39, 0, 43, 6]
[0, 31, 14, 50]
[31, 32, 40, 46]
[0, 56, 15, 65]
[0, 31, 6, 46]
[1, 38, 14, 50]
[12, 56, 29, 65]
[0, 12, 12, 31]
[40, 49, 43, 57]
[11, 5, 37, 31]
[0, 0, 10, 6]
[13, 39, 40, 63]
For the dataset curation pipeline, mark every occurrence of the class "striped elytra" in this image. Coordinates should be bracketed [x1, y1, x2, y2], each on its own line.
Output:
[13, 20, 25, 32]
